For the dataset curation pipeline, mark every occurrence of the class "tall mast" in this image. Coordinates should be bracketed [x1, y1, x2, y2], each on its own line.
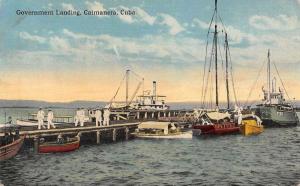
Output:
[126, 69, 130, 105]
[267, 49, 271, 103]
[214, 0, 219, 108]
[225, 33, 230, 109]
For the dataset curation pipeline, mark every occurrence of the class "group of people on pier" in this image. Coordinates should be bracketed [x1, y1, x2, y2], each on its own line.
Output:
[36, 107, 111, 130]
[95, 108, 111, 126]
[37, 108, 56, 130]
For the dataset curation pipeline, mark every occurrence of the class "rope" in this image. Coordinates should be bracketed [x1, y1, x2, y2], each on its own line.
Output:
[108, 73, 127, 107]
[201, 10, 216, 107]
[228, 47, 239, 106]
[244, 59, 266, 107]
[272, 60, 291, 101]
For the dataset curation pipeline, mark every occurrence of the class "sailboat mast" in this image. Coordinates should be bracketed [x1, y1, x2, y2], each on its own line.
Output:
[214, 0, 219, 108]
[267, 49, 271, 103]
[225, 33, 230, 109]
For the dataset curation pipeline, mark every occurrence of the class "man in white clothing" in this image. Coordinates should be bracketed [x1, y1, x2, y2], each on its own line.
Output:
[47, 109, 56, 129]
[95, 109, 102, 127]
[37, 108, 45, 130]
[79, 108, 85, 127]
[74, 108, 80, 127]
[103, 109, 110, 126]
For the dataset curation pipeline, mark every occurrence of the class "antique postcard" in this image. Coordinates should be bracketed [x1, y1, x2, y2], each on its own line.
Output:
[0, 0, 299, 185]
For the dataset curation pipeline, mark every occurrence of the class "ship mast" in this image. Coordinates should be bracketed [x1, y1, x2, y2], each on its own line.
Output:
[214, 0, 219, 108]
[126, 69, 130, 105]
[267, 49, 271, 103]
[225, 33, 230, 109]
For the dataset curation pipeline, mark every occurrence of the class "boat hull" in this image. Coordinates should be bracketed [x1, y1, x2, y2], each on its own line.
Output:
[240, 120, 264, 136]
[193, 122, 240, 135]
[16, 119, 66, 127]
[0, 136, 24, 161]
[255, 105, 299, 127]
[133, 131, 192, 139]
[39, 137, 80, 153]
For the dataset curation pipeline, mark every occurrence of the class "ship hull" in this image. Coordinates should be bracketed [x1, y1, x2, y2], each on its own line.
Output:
[39, 136, 80, 153]
[192, 122, 240, 136]
[0, 136, 24, 161]
[240, 121, 264, 136]
[255, 105, 299, 127]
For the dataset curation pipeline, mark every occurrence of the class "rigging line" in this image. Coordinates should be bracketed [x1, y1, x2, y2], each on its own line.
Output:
[217, 14, 227, 34]
[217, 34, 226, 95]
[109, 73, 127, 105]
[203, 36, 215, 106]
[227, 45, 239, 106]
[272, 60, 292, 101]
[201, 11, 216, 107]
[244, 59, 267, 107]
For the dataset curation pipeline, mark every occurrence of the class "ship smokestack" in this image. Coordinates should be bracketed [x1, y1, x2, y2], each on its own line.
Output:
[153, 81, 157, 100]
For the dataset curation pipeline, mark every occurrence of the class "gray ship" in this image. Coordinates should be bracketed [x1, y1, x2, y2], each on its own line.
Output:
[255, 50, 299, 127]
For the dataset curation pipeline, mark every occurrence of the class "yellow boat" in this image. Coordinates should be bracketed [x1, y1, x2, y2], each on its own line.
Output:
[240, 115, 264, 136]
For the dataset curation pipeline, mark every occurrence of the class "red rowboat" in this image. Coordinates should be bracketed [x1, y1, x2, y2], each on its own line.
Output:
[193, 122, 240, 135]
[0, 136, 24, 161]
[38, 136, 80, 153]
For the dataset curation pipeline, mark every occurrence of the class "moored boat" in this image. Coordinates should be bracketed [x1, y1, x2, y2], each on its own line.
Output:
[192, 0, 241, 136]
[0, 124, 24, 161]
[254, 50, 299, 127]
[192, 111, 239, 135]
[38, 135, 80, 153]
[239, 114, 264, 136]
[133, 121, 192, 139]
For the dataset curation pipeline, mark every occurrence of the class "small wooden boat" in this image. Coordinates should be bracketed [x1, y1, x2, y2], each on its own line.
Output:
[240, 114, 264, 136]
[38, 135, 80, 153]
[133, 121, 192, 139]
[0, 136, 24, 161]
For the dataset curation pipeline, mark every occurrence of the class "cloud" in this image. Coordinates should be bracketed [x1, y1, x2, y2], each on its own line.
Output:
[62, 3, 76, 11]
[192, 18, 210, 29]
[134, 7, 156, 25]
[158, 14, 185, 35]
[49, 36, 70, 52]
[116, 6, 135, 23]
[19, 32, 46, 43]
[192, 18, 257, 44]
[61, 29, 204, 62]
[85, 1, 106, 11]
[249, 14, 300, 30]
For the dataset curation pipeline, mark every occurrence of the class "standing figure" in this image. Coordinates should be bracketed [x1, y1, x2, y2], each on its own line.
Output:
[79, 108, 85, 127]
[74, 108, 80, 127]
[95, 109, 102, 127]
[37, 108, 45, 130]
[47, 109, 56, 129]
[103, 109, 111, 126]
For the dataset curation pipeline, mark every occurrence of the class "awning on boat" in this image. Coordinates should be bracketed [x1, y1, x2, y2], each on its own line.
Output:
[138, 121, 170, 129]
[205, 111, 231, 121]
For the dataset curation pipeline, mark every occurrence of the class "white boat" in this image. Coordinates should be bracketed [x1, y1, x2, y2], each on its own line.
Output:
[133, 121, 192, 139]
[16, 119, 65, 127]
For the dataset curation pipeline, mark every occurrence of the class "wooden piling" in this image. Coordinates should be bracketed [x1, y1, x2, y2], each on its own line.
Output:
[112, 128, 116, 142]
[33, 136, 39, 154]
[96, 130, 101, 144]
[125, 127, 129, 140]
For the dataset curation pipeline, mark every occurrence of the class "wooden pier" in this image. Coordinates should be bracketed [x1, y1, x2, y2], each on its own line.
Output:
[1, 122, 139, 153]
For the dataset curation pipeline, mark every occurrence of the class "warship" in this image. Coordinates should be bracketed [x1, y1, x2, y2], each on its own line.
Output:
[255, 50, 299, 127]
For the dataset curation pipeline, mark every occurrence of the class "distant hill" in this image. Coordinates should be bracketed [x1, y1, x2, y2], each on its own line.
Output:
[0, 99, 299, 110]
[0, 99, 107, 109]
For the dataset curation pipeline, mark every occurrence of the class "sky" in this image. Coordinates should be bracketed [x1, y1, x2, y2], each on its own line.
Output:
[0, 0, 299, 103]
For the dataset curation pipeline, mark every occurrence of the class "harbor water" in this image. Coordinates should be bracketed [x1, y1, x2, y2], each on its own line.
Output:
[0, 108, 299, 185]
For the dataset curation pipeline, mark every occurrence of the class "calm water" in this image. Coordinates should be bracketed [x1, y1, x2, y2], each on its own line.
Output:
[0, 109, 299, 185]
